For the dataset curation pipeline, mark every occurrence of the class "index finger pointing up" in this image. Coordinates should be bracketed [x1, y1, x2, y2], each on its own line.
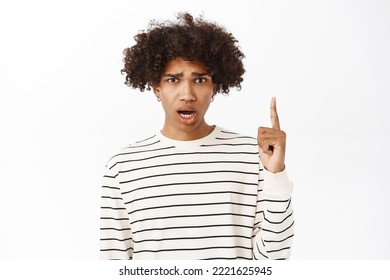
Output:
[270, 97, 281, 130]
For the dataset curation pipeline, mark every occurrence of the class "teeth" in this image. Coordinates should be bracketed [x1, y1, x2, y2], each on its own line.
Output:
[180, 113, 193, 119]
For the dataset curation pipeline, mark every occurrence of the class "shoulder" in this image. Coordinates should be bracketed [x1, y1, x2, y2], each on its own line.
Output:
[104, 133, 161, 170]
[200, 126, 258, 152]
[215, 127, 258, 144]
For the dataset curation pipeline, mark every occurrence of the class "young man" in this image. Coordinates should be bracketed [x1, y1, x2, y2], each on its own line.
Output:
[100, 13, 294, 260]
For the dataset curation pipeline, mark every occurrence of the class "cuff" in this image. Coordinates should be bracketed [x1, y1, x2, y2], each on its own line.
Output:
[262, 167, 294, 199]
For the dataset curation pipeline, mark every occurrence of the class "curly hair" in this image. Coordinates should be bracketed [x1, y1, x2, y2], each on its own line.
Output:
[121, 12, 245, 95]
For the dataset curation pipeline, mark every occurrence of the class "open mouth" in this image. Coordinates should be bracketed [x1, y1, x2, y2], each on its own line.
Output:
[178, 110, 195, 119]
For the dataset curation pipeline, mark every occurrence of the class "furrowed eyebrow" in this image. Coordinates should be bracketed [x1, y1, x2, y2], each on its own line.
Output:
[162, 72, 210, 78]
[192, 72, 210, 77]
[162, 73, 183, 78]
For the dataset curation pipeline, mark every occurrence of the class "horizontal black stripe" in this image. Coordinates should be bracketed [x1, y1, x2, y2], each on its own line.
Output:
[116, 151, 258, 166]
[216, 136, 256, 140]
[264, 234, 294, 243]
[128, 201, 256, 215]
[267, 199, 292, 214]
[103, 174, 118, 179]
[201, 143, 258, 147]
[263, 212, 293, 225]
[109, 140, 162, 168]
[119, 160, 259, 175]
[131, 212, 255, 225]
[259, 198, 290, 203]
[128, 140, 160, 149]
[100, 206, 126, 211]
[102, 185, 120, 190]
[101, 196, 122, 200]
[136, 135, 157, 143]
[119, 169, 258, 184]
[100, 246, 133, 252]
[267, 246, 290, 254]
[125, 190, 257, 205]
[262, 221, 294, 234]
[255, 210, 264, 215]
[100, 217, 129, 221]
[110, 146, 175, 162]
[220, 130, 239, 135]
[133, 234, 251, 244]
[133, 245, 252, 254]
[121, 180, 258, 195]
[100, 237, 132, 242]
[100, 227, 131, 231]
[132, 223, 253, 235]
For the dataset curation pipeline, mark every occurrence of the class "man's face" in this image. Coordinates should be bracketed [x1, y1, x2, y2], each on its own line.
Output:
[153, 58, 215, 140]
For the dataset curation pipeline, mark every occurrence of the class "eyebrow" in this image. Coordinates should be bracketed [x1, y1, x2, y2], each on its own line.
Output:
[162, 72, 210, 78]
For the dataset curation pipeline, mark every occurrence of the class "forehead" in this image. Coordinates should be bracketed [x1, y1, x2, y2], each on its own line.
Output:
[163, 58, 208, 74]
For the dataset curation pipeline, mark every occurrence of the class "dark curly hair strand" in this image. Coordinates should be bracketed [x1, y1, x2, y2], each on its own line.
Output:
[121, 12, 245, 95]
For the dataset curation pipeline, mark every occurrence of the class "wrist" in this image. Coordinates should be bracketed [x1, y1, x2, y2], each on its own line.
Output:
[264, 164, 285, 174]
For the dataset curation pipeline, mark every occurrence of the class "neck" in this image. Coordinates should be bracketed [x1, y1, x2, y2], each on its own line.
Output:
[161, 123, 215, 141]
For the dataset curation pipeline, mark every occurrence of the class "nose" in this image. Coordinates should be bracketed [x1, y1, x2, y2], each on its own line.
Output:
[179, 81, 196, 103]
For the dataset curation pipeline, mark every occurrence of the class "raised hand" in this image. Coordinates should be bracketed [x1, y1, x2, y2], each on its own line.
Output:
[257, 97, 286, 173]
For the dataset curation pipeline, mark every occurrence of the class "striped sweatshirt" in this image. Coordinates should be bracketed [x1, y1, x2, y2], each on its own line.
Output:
[100, 126, 294, 260]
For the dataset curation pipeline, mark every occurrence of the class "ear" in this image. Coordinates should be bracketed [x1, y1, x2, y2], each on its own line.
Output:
[152, 84, 160, 98]
[213, 84, 218, 95]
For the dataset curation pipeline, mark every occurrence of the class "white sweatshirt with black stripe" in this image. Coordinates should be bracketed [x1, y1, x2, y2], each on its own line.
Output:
[100, 126, 294, 260]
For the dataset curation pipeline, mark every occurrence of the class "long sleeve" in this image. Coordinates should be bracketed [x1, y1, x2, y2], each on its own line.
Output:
[252, 165, 294, 260]
[100, 163, 133, 260]
[99, 127, 294, 260]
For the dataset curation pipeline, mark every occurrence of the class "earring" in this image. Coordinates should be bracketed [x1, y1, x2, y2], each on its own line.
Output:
[211, 95, 215, 102]
[157, 96, 161, 102]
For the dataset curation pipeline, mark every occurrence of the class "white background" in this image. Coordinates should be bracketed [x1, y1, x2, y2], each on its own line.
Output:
[1, 0, 389, 260]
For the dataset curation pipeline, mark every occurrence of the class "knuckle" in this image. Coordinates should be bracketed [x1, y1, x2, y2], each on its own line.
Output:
[258, 128, 265, 136]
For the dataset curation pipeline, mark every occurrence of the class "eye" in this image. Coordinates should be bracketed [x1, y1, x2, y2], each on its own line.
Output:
[167, 77, 178, 83]
[195, 77, 206, 83]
